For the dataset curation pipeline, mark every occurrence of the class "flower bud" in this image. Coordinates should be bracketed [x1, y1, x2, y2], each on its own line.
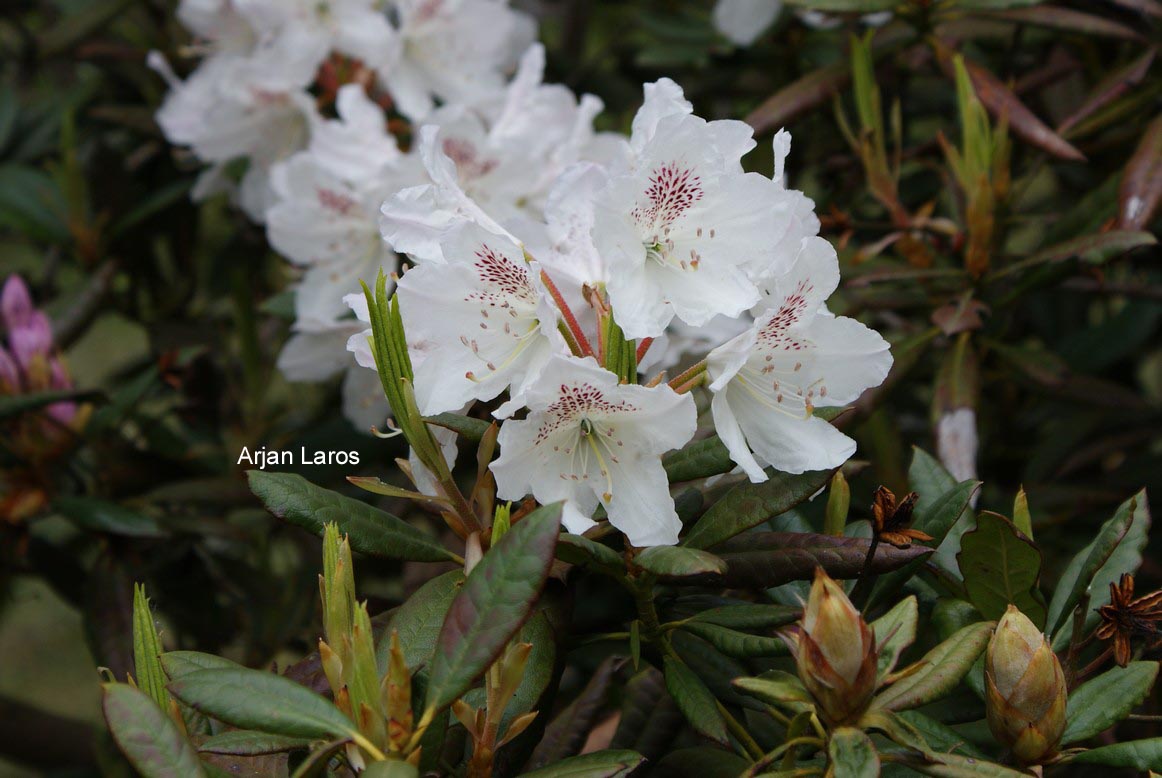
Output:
[789, 568, 878, 725]
[985, 606, 1066, 765]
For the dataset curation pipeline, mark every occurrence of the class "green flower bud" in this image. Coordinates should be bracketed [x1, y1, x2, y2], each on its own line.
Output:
[791, 568, 878, 725]
[985, 606, 1066, 765]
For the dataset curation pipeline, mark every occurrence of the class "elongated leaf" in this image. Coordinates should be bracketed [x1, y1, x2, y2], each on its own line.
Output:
[0, 388, 100, 419]
[986, 7, 1140, 39]
[556, 534, 624, 573]
[160, 651, 244, 681]
[520, 750, 646, 778]
[908, 448, 957, 509]
[1062, 661, 1159, 744]
[783, 0, 894, 8]
[897, 711, 986, 759]
[55, 496, 164, 538]
[655, 748, 748, 778]
[103, 683, 206, 778]
[872, 622, 993, 712]
[168, 668, 356, 739]
[1119, 114, 1162, 230]
[683, 469, 834, 550]
[717, 531, 930, 588]
[663, 656, 729, 745]
[1064, 738, 1162, 770]
[687, 603, 800, 630]
[1046, 490, 1148, 637]
[425, 503, 561, 712]
[679, 622, 788, 658]
[829, 727, 880, 778]
[377, 570, 464, 672]
[732, 671, 813, 708]
[247, 471, 456, 563]
[132, 584, 168, 708]
[423, 412, 491, 442]
[872, 596, 918, 678]
[199, 730, 313, 755]
[361, 761, 419, 778]
[635, 546, 726, 578]
[993, 231, 1157, 280]
[957, 512, 1046, 626]
[944, 50, 1084, 161]
[663, 436, 733, 482]
[1059, 51, 1155, 136]
[529, 656, 621, 767]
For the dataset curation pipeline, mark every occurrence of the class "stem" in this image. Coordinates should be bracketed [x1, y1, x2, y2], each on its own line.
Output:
[636, 337, 654, 362]
[1075, 645, 1113, 682]
[667, 360, 708, 391]
[717, 701, 765, 760]
[540, 269, 594, 357]
[350, 731, 388, 762]
[848, 536, 881, 606]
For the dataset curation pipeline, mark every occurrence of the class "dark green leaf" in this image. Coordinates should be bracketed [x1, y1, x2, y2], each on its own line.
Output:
[663, 436, 733, 482]
[732, 671, 813, 709]
[0, 164, 69, 242]
[424, 503, 561, 712]
[872, 622, 993, 712]
[957, 512, 1047, 627]
[198, 730, 313, 755]
[663, 656, 729, 745]
[717, 531, 931, 588]
[679, 622, 788, 658]
[635, 546, 726, 579]
[829, 727, 880, 778]
[528, 657, 621, 768]
[423, 412, 491, 442]
[247, 471, 457, 563]
[1046, 490, 1149, 637]
[54, 497, 165, 538]
[377, 571, 464, 672]
[1064, 738, 1162, 770]
[361, 761, 419, 778]
[682, 469, 834, 550]
[871, 596, 918, 678]
[686, 603, 800, 630]
[993, 231, 1156, 280]
[0, 388, 100, 420]
[1062, 661, 1159, 744]
[103, 683, 206, 778]
[520, 750, 646, 778]
[168, 668, 356, 740]
[160, 651, 243, 681]
[556, 533, 624, 574]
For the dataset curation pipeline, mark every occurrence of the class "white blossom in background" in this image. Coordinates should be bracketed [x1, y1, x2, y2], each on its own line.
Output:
[491, 355, 696, 547]
[708, 236, 893, 481]
[937, 407, 979, 484]
[713, 0, 782, 47]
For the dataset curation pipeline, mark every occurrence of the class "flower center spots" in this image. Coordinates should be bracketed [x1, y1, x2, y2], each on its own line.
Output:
[757, 280, 814, 350]
[634, 162, 703, 229]
[534, 382, 635, 443]
[317, 188, 359, 217]
[442, 138, 497, 181]
[466, 245, 536, 307]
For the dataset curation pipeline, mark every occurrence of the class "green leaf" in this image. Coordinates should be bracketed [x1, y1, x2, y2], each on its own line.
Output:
[908, 448, 958, 511]
[0, 388, 100, 420]
[1046, 490, 1149, 638]
[829, 727, 880, 778]
[287, 739, 349, 778]
[54, 496, 164, 538]
[361, 761, 420, 778]
[423, 412, 491, 442]
[0, 163, 69, 242]
[424, 503, 561, 712]
[679, 622, 788, 658]
[663, 436, 733, 482]
[871, 596, 918, 678]
[556, 533, 624, 574]
[103, 683, 206, 778]
[682, 468, 835, 549]
[528, 657, 621, 767]
[717, 531, 931, 588]
[168, 667, 356, 740]
[519, 750, 646, 778]
[1064, 738, 1162, 770]
[198, 730, 313, 755]
[247, 471, 457, 563]
[897, 711, 986, 759]
[957, 512, 1046, 626]
[1062, 661, 1160, 744]
[132, 584, 168, 707]
[732, 671, 813, 709]
[992, 230, 1156, 280]
[378, 570, 465, 672]
[686, 603, 800, 630]
[635, 546, 726, 578]
[663, 656, 729, 745]
[160, 651, 243, 681]
[872, 622, 994, 712]
[1012, 488, 1032, 538]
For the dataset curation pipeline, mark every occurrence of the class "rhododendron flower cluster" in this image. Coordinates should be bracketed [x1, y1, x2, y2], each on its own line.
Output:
[0, 276, 80, 428]
[152, 3, 893, 547]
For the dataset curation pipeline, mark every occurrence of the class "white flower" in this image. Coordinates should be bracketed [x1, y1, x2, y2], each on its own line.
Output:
[238, 0, 398, 70]
[395, 222, 562, 416]
[713, 0, 782, 47]
[490, 355, 696, 547]
[266, 154, 401, 323]
[377, 0, 536, 121]
[707, 237, 892, 481]
[592, 80, 793, 338]
[306, 84, 404, 185]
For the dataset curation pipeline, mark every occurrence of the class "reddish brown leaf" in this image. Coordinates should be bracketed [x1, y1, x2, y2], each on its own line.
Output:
[986, 7, 1142, 41]
[1059, 51, 1155, 136]
[938, 46, 1086, 161]
[1119, 115, 1162, 230]
[1107, 0, 1162, 17]
[746, 60, 851, 135]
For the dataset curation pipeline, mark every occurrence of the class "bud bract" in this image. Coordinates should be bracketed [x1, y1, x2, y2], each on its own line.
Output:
[791, 568, 878, 725]
[985, 606, 1066, 765]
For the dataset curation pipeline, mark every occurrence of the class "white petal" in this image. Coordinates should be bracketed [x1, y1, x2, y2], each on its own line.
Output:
[711, 389, 768, 482]
[727, 386, 856, 473]
[604, 455, 681, 547]
[713, 0, 781, 46]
